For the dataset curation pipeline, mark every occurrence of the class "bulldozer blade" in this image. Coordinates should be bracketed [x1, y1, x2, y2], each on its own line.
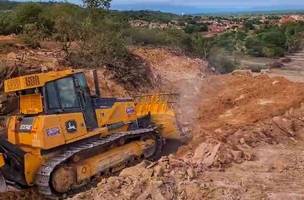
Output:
[151, 113, 181, 140]
[0, 172, 7, 193]
[135, 93, 181, 140]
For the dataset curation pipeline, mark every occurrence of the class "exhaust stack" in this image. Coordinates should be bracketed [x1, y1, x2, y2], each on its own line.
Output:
[93, 70, 101, 97]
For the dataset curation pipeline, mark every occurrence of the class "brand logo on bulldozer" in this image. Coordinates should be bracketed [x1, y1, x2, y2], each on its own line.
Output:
[66, 120, 77, 133]
[126, 107, 135, 115]
[46, 127, 60, 136]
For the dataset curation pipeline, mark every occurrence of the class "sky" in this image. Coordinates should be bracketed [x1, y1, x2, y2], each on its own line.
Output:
[109, 0, 304, 14]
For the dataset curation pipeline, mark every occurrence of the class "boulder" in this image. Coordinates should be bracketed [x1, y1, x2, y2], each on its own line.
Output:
[230, 150, 243, 162]
[120, 161, 153, 178]
[272, 116, 295, 137]
[269, 61, 284, 69]
[231, 70, 253, 76]
[192, 142, 221, 167]
[280, 57, 292, 63]
[153, 165, 164, 177]
[186, 167, 196, 179]
[6, 52, 17, 60]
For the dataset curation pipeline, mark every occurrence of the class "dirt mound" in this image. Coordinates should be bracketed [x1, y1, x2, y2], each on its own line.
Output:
[178, 73, 304, 166]
[72, 102, 304, 200]
[194, 74, 304, 131]
[71, 156, 202, 200]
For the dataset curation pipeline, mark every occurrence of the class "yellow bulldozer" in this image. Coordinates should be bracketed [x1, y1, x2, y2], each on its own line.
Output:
[0, 69, 180, 198]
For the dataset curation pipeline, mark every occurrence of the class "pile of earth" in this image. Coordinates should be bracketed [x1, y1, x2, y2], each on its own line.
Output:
[179, 72, 304, 165]
[71, 106, 304, 200]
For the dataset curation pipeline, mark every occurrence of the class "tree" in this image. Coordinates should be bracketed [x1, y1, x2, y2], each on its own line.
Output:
[15, 3, 43, 25]
[245, 36, 264, 57]
[259, 31, 286, 47]
[191, 34, 211, 58]
[82, 0, 112, 9]
[244, 20, 255, 30]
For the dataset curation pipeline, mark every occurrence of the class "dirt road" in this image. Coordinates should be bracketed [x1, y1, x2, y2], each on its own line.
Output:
[205, 141, 304, 200]
[269, 49, 304, 83]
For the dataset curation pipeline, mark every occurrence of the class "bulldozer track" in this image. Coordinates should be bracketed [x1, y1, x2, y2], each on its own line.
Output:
[35, 127, 163, 199]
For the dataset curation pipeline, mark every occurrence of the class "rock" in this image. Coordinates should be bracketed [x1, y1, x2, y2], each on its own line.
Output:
[269, 61, 284, 69]
[41, 66, 48, 72]
[280, 57, 292, 63]
[176, 169, 187, 179]
[151, 180, 163, 188]
[153, 165, 164, 177]
[186, 168, 196, 179]
[231, 70, 253, 76]
[261, 69, 270, 74]
[120, 161, 153, 178]
[273, 159, 288, 172]
[239, 138, 246, 144]
[6, 52, 17, 60]
[136, 181, 165, 200]
[107, 178, 122, 189]
[272, 116, 295, 136]
[184, 182, 202, 199]
[243, 151, 254, 161]
[192, 143, 221, 167]
[230, 150, 243, 162]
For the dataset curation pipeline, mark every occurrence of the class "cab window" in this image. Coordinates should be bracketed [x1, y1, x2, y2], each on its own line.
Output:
[45, 76, 80, 113]
[57, 77, 80, 109]
[45, 82, 60, 109]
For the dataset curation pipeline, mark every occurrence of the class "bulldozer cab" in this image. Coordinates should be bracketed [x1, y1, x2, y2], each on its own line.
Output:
[43, 73, 98, 129]
[4, 70, 98, 130]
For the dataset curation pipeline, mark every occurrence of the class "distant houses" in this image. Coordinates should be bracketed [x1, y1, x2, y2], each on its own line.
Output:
[129, 14, 304, 37]
[279, 15, 304, 25]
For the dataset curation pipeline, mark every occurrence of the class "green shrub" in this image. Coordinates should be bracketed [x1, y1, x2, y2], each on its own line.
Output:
[262, 46, 285, 57]
[124, 27, 192, 51]
[21, 23, 42, 48]
[245, 36, 264, 57]
[190, 34, 212, 58]
[184, 24, 208, 34]
[208, 48, 238, 73]
[258, 31, 286, 47]
[0, 13, 19, 34]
